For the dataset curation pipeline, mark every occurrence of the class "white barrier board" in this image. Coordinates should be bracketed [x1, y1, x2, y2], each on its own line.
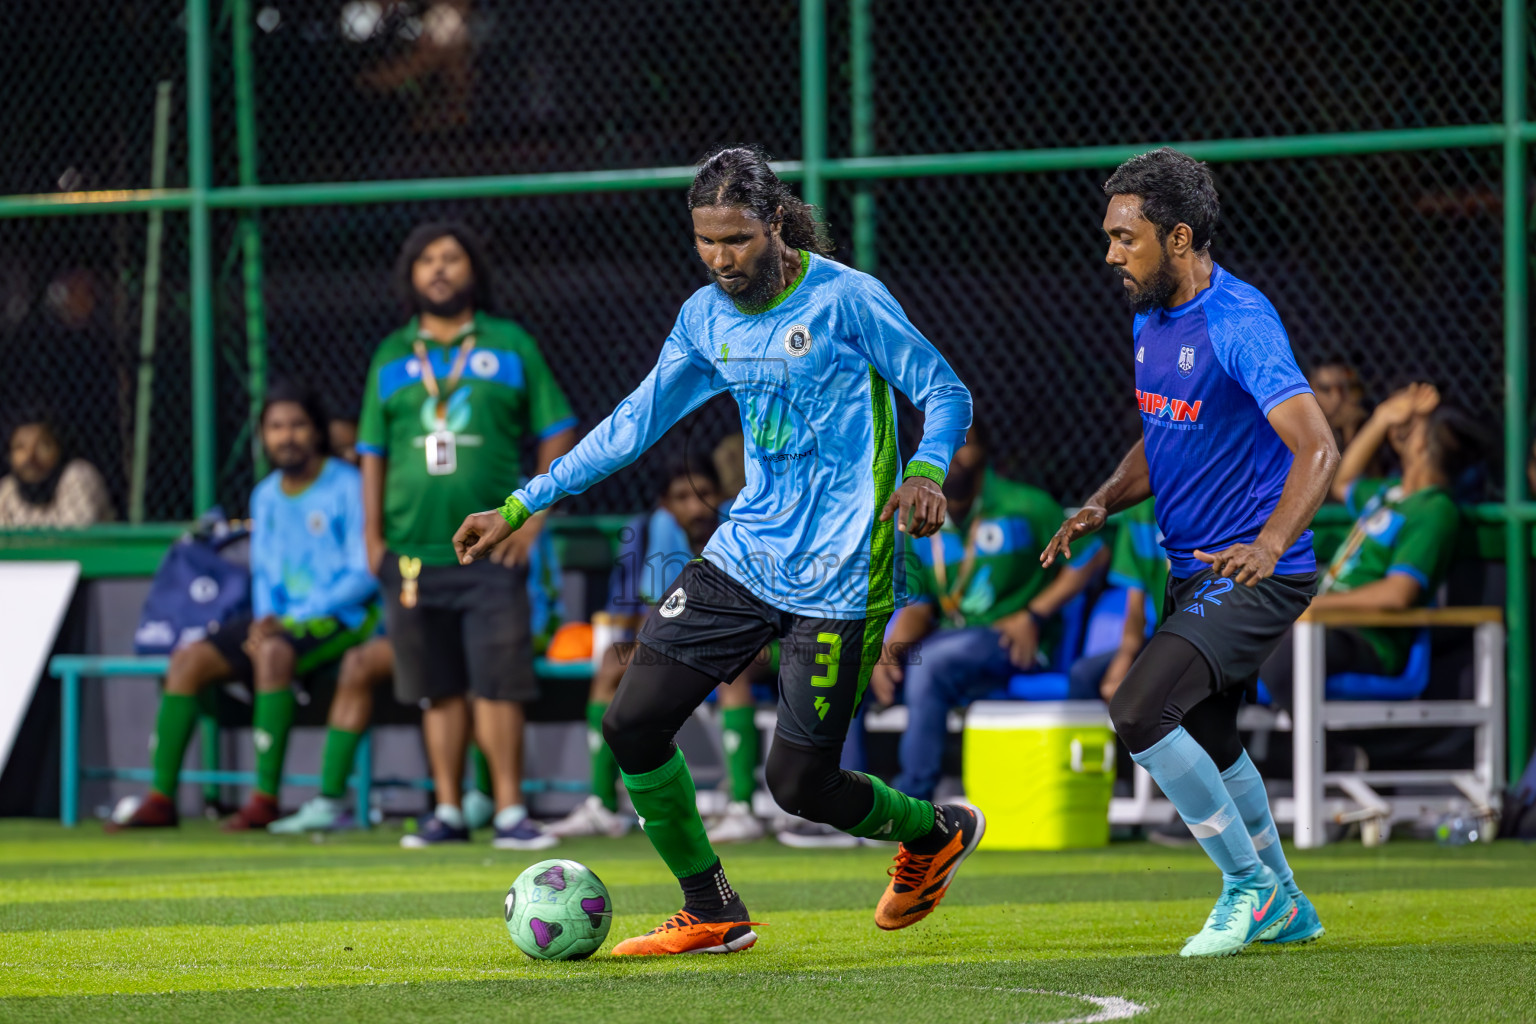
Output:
[0, 561, 80, 768]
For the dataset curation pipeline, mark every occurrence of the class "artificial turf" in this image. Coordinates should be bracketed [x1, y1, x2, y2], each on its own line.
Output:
[0, 819, 1531, 1023]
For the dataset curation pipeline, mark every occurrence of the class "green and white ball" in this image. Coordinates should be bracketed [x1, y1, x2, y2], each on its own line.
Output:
[504, 859, 613, 960]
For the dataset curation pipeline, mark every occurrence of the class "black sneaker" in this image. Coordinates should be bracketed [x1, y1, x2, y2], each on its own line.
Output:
[400, 813, 470, 847]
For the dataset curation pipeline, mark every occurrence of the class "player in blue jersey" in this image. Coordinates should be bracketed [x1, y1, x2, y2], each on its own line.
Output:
[112, 383, 381, 832]
[1042, 148, 1340, 957]
[453, 146, 980, 955]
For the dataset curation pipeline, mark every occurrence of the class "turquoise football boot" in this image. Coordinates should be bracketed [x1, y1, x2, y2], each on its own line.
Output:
[1179, 865, 1294, 957]
[1261, 889, 1325, 945]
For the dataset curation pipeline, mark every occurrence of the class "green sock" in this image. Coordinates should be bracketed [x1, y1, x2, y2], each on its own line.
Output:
[252, 690, 296, 798]
[847, 774, 935, 842]
[719, 706, 759, 804]
[150, 693, 200, 798]
[319, 727, 363, 799]
[588, 701, 619, 812]
[621, 746, 718, 878]
[470, 745, 492, 796]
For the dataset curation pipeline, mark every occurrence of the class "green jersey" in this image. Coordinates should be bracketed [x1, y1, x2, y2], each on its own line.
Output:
[1108, 497, 1169, 626]
[1325, 477, 1461, 673]
[358, 312, 575, 565]
[909, 469, 1103, 645]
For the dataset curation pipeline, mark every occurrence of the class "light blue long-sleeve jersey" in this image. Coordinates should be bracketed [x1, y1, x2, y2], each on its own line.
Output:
[510, 252, 972, 619]
[250, 457, 377, 628]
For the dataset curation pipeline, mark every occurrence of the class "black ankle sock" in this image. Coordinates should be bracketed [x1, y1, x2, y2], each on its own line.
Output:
[680, 859, 743, 917]
[905, 804, 956, 855]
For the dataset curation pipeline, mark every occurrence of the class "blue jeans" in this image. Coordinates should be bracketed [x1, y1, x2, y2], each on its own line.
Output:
[1067, 649, 1117, 701]
[891, 626, 1018, 800]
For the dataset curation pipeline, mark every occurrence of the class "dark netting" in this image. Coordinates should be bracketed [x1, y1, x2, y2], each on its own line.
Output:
[248, 191, 739, 515]
[0, 2, 189, 196]
[863, 0, 1503, 158]
[0, 214, 194, 522]
[240, 0, 804, 186]
[863, 145, 1504, 504]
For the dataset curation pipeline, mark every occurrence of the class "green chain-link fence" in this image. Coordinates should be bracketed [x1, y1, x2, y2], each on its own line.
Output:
[0, 0, 1530, 768]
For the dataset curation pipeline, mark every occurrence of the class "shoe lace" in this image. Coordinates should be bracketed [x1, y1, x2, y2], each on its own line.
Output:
[888, 847, 934, 890]
[649, 909, 703, 935]
[1205, 886, 1245, 932]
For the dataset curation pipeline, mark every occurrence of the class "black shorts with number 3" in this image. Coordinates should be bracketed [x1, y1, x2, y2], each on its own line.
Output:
[635, 559, 888, 749]
[1156, 567, 1317, 690]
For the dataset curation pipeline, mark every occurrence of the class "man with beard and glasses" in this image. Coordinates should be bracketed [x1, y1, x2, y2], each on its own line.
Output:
[864, 420, 1107, 803]
[358, 222, 576, 850]
[451, 145, 976, 955]
[0, 414, 113, 527]
[111, 382, 380, 831]
[1042, 148, 1339, 956]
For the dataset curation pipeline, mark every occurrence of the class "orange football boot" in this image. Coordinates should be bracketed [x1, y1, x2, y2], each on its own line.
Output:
[611, 908, 760, 956]
[875, 803, 986, 931]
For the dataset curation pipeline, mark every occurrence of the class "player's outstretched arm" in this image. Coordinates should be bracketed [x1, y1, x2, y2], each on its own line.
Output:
[1041, 440, 1151, 567]
[1195, 392, 1339, 586]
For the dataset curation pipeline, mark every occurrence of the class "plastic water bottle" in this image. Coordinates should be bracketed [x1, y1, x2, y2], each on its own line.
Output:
[1433, 803, 1480, 846]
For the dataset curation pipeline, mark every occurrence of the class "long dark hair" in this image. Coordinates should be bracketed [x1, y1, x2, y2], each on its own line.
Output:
[687, 146, 833, 255]
[392, 221, 496, 314]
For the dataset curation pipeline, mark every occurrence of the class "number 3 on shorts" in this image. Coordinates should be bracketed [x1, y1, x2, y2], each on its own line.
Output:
[810, 632, 842, 688]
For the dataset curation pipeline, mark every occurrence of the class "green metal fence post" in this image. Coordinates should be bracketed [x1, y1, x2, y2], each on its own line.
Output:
[232, 0, 270, 481]
[800, 0, 827, 212]
[849, 0, 875, 272]
[187, 0, 216, 515]
[1502, 0, 1530, 779]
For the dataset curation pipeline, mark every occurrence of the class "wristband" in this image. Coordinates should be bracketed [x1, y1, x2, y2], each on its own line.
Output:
[1025, 607, 1049, 631]
[499, 495, 532, 531]
[903, 460, 946, 488]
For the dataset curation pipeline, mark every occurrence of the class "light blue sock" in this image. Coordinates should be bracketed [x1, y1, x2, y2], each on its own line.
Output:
[493, 804, 528, 831]
[1131, 727, 1261, 885]
[1220, 750, 1299, 899]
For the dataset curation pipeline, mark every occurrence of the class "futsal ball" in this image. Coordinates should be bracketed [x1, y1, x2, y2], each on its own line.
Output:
[504, 859, 613, 960]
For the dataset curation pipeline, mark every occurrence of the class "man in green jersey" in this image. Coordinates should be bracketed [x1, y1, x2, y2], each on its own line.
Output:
[1258, 382, 1481, 703]
[870, 422, 1107, 800]
[358, 222, 577, 849]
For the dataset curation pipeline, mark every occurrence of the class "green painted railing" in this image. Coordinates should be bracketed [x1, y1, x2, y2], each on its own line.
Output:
[0, 0, 1527, 775]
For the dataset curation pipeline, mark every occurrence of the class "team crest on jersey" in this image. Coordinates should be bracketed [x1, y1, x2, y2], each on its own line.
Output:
[659, 588, 687, 618]
[469, 350, 499, 378]
[975, 521, 1005, 554]
[1177, 345, 1196, 377]
[782, 323, 812, 357]
[307, 510, 327, 535]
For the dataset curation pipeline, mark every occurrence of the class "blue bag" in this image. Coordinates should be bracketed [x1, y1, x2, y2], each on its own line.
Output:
[134, 513, 252, 654]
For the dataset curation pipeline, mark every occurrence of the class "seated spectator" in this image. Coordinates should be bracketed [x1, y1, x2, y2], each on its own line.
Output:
[0, 413, 113, 526]
[1308, 357, 1369, 457]
[1067, 496, 1166, 702]
[110, 383, 380, 832]
[869, 422, 1107, 801]
[269, 531, 561, 833]
[1258, 382, 1481, 707]
[328, 406, 360, 467]
[546, 455, 773, 842]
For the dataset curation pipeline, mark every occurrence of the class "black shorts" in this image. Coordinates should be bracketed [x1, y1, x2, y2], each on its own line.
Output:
[379, 552, 538, 704]
[636, 559, 886, 749]
[205, 607, 381, 685]
[1156, 567, 1317, 690]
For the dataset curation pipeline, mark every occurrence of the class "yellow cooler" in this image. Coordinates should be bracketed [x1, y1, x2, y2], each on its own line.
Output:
[962, 700, 1116, 851]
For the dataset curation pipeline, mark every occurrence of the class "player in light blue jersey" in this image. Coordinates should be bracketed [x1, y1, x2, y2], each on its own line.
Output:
[112, 384, 381, 833]
[454, 146, 982, 955]
[1043, 149, 1339, 956]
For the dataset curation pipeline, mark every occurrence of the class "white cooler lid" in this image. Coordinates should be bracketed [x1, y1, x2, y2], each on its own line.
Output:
[964, 700, 1111, 731]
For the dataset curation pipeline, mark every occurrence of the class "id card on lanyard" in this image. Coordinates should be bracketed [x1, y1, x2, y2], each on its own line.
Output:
[413, 325, 476, 477]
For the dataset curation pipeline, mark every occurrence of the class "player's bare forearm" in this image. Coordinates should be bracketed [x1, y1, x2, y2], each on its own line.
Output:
[361, 453, 387, 573]
[1255, 393, 1339, 559]
[1087, 440, 1153, 515]
[1041, 443, 1149, 568]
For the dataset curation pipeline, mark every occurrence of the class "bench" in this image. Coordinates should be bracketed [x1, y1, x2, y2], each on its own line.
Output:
[49, 653, 592, 827]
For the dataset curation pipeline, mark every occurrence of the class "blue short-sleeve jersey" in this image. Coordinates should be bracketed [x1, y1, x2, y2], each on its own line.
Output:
[1132, 264, 1314, 578]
